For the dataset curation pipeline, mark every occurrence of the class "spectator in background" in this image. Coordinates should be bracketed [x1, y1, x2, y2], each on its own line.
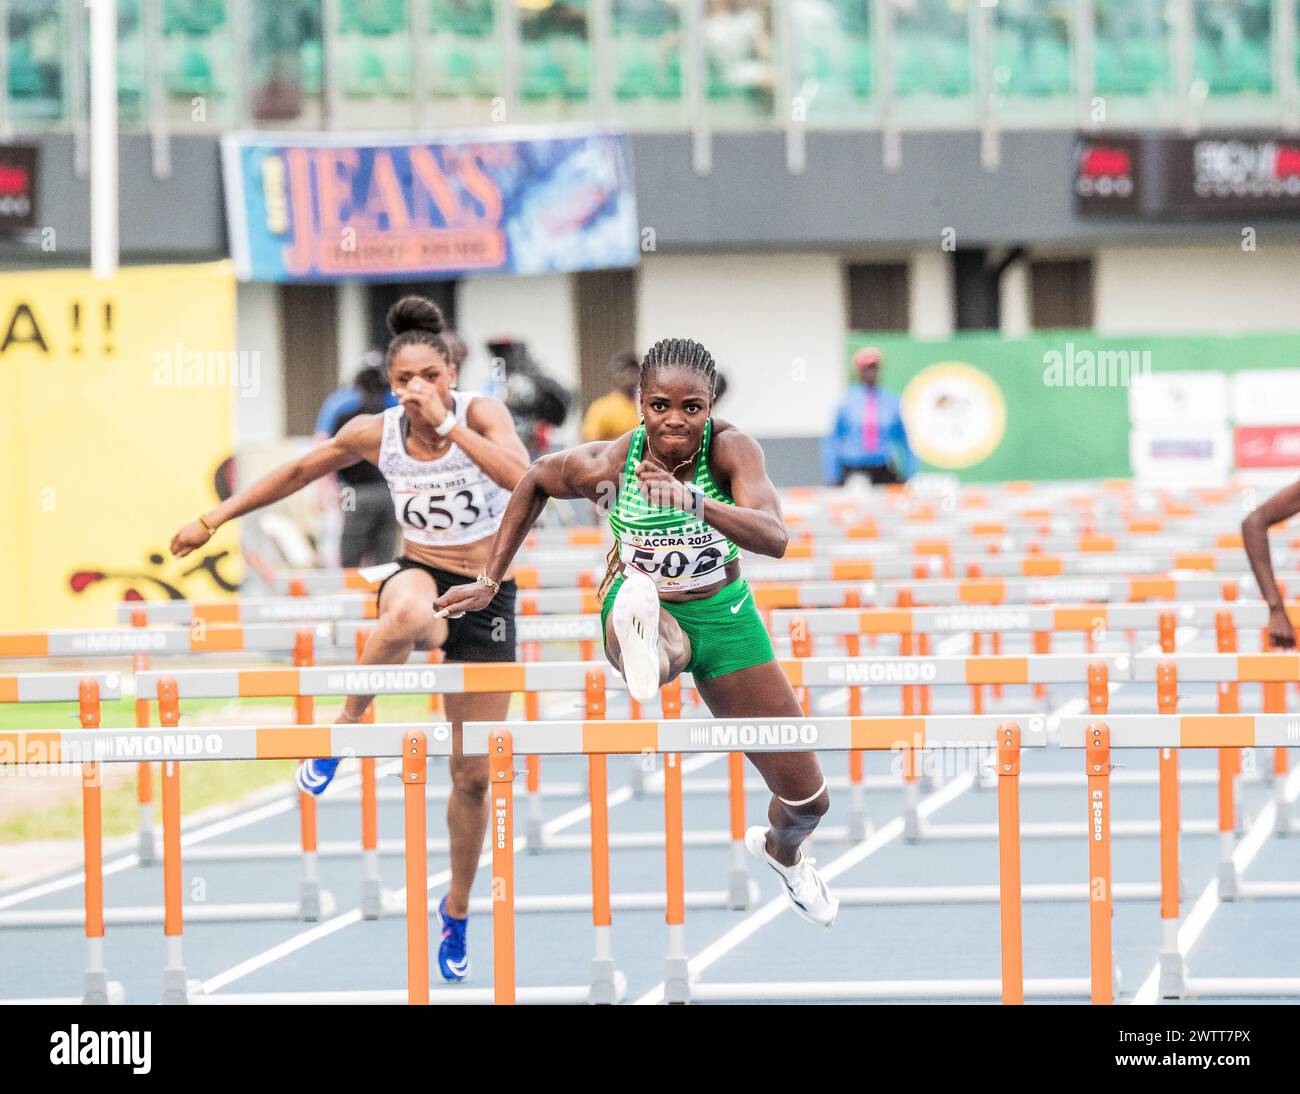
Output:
[488, 336, 573, 459]
[313, 349, 397, 442]
[327, 364, 401, 567]
[823, 346, 916, 486]
[311, 351, 399, 563]
[581, 350, 641, 441]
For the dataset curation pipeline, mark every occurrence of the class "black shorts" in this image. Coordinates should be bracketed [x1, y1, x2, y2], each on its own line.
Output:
[377, 558, 517, 663]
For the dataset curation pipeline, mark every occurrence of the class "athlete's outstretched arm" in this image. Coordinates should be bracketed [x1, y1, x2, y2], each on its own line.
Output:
[169, 417, 377, 558]
[431, 443, 613, 617]
[1242, 480, 1300, 648]
[637, 430, 788, 557]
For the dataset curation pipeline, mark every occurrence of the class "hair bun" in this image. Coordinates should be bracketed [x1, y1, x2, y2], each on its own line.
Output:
[386, 296, 446, 338]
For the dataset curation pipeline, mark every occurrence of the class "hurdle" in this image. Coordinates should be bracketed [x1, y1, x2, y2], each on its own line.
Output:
[0, 672, 124, 1003]
[0, 620, 367, 885]
[1126, 652, 1300, 998]
[116, 597, 377, 626]
[0, 672, 339, 932]
[461, 710, 1300, 1005]
[775, 603, 1292, 838]
[0, 721, 441, 1005]
[1057, 713, 1300, 1002]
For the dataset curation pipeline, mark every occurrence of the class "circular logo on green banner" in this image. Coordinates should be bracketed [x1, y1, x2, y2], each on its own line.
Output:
[901, 363, 1007, 469]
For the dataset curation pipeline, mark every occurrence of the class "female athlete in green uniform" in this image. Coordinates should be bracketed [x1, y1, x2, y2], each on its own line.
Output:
[433, 338, 837, 925]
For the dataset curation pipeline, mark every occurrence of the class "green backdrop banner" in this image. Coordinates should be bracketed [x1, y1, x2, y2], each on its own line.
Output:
[845, 331, 1300, 482]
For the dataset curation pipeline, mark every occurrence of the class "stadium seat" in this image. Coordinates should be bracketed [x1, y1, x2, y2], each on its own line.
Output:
[300, 39, 323, 95]
[615, 38, 657, 100]
[165, 43, 215, 96]
[520, 42, 567, 100]
[849, 38, 872, 97]
[162, 0, 227, 36]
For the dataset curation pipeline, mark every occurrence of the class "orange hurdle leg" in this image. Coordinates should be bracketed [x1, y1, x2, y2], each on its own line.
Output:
[160, 757, 186, 1004]
[489, 730, 516, 1005]
[1085, 723, 1114, 1005]
[989, 632, 1003, 701]
[358, 755, 381, 919]
[1155, 663, 1186, 997]
[351, 625, 381, 917]
[585, 669, 619, 1002]
[1217, 746, 1241, 899]
[1262, 679, 1293, 834]
[1031, 630, 1050, 701]
[292, 630, 323, 919]
[154, 679, 190, 1004]
[78, 680, 113, 1004]
[663, 750, 689, 1003]
[133, 651, 158, 866]
[402, 731, 429, 1005]
[521, 638, 544, 847]
[426, 648, 444, 716]
[722, 751, 748, 907]
[996, 723, 1023, 1005]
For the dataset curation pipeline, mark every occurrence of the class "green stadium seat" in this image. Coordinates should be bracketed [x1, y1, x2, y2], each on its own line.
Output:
[520, 42, 566, 100]
[163, 0, 227, 36]
[470, 41, 501, 96]
[615, 38, 656, 99]
[341, 0, 407, 36]
[656, 50, 682, 99]
[300, 39, 323, 95]
[430, 40, 473, 96]
[165, 44, 215, 95]
[564, 43, 590, 100]
[343, 47, 385, 97]
[849, 38, 872, 97]
[7, 41, 43, 99]
[432, 0, 494, 39]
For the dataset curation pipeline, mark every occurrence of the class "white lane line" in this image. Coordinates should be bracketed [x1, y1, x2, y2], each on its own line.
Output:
[199, 752, 719, 993]
[632, 770, 977, 1005]
[1129, 762, 1300, 1006]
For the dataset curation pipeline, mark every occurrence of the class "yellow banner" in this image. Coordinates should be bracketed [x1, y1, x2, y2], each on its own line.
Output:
[0, 262, 243, 630]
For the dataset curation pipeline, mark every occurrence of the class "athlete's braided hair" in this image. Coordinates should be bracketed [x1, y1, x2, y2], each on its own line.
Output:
[385, 295, 450, 367]
[639, 338, 718, 400]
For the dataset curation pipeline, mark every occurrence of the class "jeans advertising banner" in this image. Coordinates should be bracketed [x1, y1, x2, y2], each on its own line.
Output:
[221, 129, 640, 282]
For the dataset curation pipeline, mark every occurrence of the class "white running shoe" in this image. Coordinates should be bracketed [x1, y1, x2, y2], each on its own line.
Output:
[744, 824, 839, 928]
[611, 568, 662, 702]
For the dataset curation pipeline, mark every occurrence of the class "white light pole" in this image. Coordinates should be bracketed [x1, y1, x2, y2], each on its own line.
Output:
[90, 0, 119, 279]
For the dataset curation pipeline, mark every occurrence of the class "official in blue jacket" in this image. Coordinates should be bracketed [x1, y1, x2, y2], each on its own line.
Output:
[822, 347, 917, 486]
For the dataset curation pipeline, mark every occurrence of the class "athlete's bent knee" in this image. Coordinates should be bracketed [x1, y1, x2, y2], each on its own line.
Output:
[384, 598, 435, 638]
[449, 766, 489, 799]
[778, 781, 830, 819]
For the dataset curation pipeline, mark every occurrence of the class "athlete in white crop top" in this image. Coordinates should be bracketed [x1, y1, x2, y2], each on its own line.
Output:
[170, 296, 530, 981]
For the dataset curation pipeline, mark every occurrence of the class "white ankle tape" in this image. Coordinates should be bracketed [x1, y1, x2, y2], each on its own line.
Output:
[778, 778, 827, 808]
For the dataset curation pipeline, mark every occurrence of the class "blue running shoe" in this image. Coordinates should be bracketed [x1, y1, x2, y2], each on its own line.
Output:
[295, 757, 340, 796]
[436, 896, 470, 981]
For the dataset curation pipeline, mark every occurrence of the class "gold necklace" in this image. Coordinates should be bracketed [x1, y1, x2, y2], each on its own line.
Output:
[644, 434, 701, 479]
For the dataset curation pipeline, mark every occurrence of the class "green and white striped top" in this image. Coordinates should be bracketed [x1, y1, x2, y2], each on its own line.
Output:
[608, 419, 740, 593]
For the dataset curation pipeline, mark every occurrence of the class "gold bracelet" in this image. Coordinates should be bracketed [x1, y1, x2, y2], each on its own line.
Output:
[476, 572, 501, 594]
[197, 514, 217, 539]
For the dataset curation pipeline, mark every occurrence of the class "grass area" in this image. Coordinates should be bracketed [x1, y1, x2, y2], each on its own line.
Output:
[0, 692, 442, 843]
[0, 693, 439, 730]
[0, 759, 299, 843]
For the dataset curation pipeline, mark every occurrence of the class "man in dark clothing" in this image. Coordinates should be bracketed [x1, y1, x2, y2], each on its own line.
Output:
[329, 364, 401, 567]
